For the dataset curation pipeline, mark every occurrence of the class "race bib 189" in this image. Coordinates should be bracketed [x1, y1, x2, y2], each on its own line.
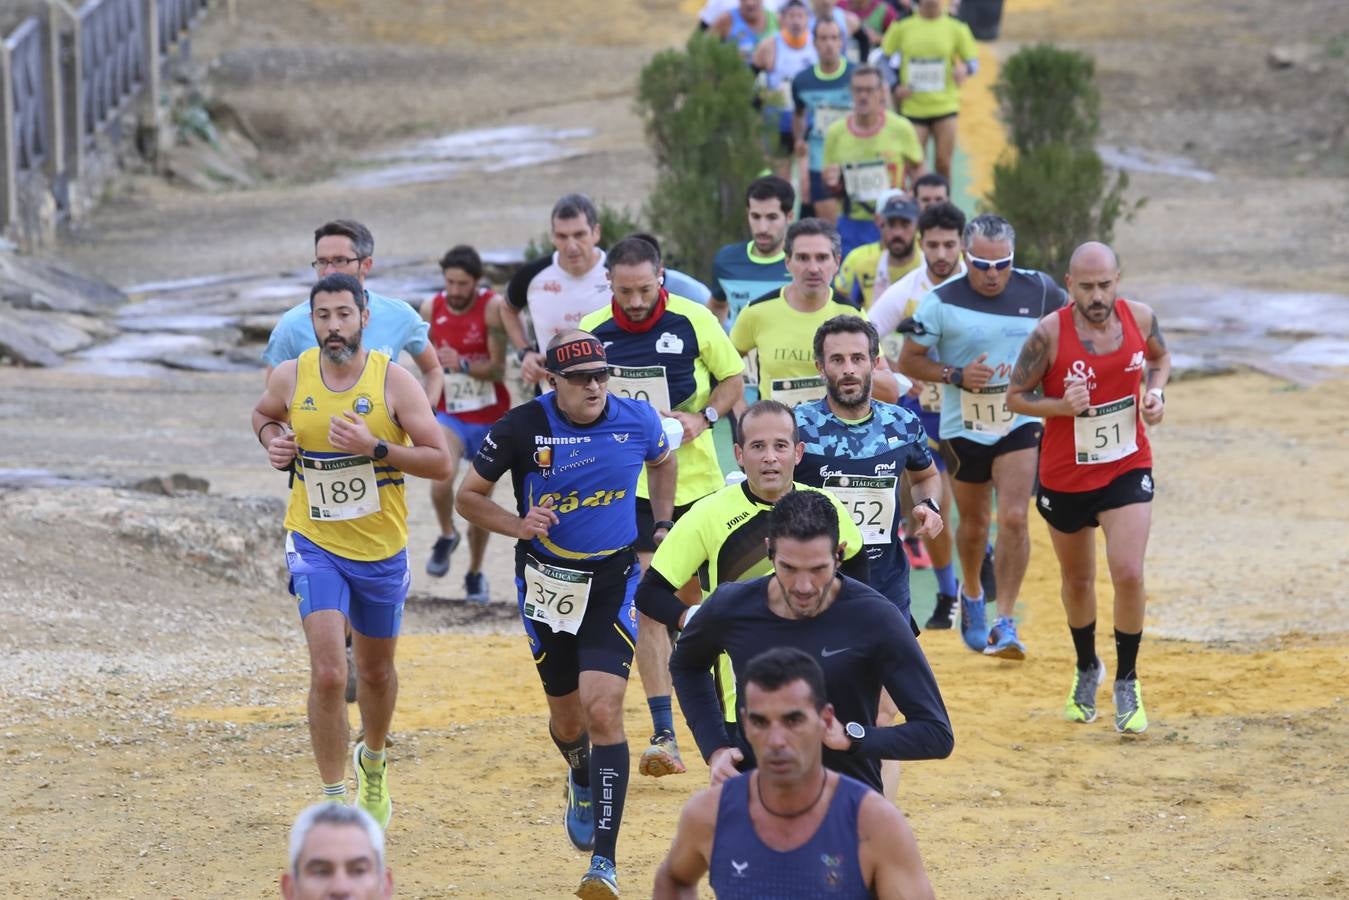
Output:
[959, 384, 1015, 436]
[1074, 396, 1139, 464]
[608, 365, 671, 413]
[824, 474, 899, 546]
[523, 557, 593, 635]
[770, 375, 827, 408]
[302, 454, 381, 521]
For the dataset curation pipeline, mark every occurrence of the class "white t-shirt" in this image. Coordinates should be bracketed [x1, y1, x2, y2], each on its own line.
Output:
[869, 259, 968, 338]
[508, 249, 611, 350]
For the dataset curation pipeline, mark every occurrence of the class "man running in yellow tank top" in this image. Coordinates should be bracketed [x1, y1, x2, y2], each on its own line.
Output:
[252, 273, 451, 829]
[881, 0, 978, 181]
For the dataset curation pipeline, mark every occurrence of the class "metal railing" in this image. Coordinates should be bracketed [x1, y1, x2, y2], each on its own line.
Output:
[0, 0, 216, 239]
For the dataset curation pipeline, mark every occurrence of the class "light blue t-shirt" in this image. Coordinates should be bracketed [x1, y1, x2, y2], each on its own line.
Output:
[261, 289, 429, 368]
[911, 269, 1068, 445]
[665, 268, 713, 305]
[711, 241, 791, 330]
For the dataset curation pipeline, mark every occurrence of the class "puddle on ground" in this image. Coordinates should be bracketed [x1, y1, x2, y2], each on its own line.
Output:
[336, 124, 595, 190]
[0, 469, 116, 488]
[1098, 145, 1216, 182]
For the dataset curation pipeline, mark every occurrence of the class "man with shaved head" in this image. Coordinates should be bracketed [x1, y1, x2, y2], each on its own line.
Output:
[1006, 242, 1170, 735]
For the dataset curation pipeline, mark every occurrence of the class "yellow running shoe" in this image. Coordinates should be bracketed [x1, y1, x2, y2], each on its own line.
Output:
[1064, 658, 1105, 723]
[353, 741, 392, 828]
[1113, 678, 1149, 734]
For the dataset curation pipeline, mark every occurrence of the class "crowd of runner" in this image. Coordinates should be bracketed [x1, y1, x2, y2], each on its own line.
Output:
[262, 3, 1173, 898]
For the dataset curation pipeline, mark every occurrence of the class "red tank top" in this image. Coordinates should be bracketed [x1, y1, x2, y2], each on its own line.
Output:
[427, 288, 510, 424]
[1039, 300, 1152, 492]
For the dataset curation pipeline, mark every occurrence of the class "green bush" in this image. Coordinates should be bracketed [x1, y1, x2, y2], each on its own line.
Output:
[985, 43, 1140, 279]
[522, 203, 646, 261]
[634, 33, 772, 283]
[984, 143, 1129, 279]
[993, 43, 1100, 153]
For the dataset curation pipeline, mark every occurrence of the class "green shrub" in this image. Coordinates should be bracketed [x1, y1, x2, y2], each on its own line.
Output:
[522, 203, 645, 261]
[993, 43, 1101, 153]
[985, 43, 1140, 279]
[634, 33, 771, 283]
[984, 143, 1129, 279]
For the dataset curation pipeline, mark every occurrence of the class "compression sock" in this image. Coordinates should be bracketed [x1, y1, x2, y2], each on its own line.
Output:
[551, 727, 591, 788]
[1070, 621, 1097, 671]
[934, 563, 958, 597]
[647, 696, 674, 736]
[322, 781, 347, 801]
[1115, 629, 1142, 681]
[590, 741, 630, 863]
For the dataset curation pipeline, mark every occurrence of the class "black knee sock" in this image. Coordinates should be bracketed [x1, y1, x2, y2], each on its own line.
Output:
[1115, 629, 1141, 681]
[590, 741, 630, 863]
[1070, 621, 1097, 672]
[551, 727, 591, 788]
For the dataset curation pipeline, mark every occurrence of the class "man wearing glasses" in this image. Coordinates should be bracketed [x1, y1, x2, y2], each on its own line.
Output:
[456, 331, 676, 900]
[820, 65, 924, 257]
[898, 214, 1068, 661]
[264, 219, 445, 705]
[264, 220, 445, 410]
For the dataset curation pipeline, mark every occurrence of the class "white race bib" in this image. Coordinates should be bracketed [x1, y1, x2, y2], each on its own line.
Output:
[608, 365, 671, 413]
[908, 58, 946, 94]
[824, 474, 899, 546]
[522, 557, 593, 635]
[813, 104, 849, 136]
[959, 384, 1015, 436]
[770, 375, 827, 408]
[442, 371, 496, 414]
[1074, 395, 1139, 464]
[842, 160, 890, 205]
[918, 380, 942, 413]
[301, 454, 382, 521]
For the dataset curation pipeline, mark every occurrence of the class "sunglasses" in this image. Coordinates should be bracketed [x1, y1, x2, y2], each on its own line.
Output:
[968, 253, 1014, 272]
[553, 369, 610, 386]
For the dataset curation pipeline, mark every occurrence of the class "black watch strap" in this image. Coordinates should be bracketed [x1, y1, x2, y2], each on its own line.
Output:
[652, 519, 675, 533]
[917, 497, 940, 515]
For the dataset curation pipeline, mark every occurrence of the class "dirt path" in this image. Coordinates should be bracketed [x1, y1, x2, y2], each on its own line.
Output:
[5, 0, 1349, 897]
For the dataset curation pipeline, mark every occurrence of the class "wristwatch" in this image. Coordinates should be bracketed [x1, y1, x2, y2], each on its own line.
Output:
[1147, 388, 1165, 403]
[372, 440, 389, 460]
[652, 519, 676, 534]
[917, 497, 940, 515]
[515, 346, 535, 363]
[702, 406, 720, 427]
[844, 721, 866, 754]
[948, 366, 964, 387]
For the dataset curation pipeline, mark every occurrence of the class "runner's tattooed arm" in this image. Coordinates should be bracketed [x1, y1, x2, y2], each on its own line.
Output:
[1006, 319, 1072, 418]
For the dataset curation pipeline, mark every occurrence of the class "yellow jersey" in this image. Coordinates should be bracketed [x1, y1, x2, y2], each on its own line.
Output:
[283, 348, 410, 561]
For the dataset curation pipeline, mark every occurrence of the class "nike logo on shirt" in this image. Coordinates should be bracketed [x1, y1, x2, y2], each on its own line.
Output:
[820, 647, 852, 657]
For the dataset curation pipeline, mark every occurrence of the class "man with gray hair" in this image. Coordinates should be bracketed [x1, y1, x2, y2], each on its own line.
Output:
[504, 193, 613, 388]
[281, 803, 393, 899]
[898, 213, 1069, 661]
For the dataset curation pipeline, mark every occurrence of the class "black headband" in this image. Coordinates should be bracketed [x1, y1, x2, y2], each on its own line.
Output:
[545, 336, 606, 373]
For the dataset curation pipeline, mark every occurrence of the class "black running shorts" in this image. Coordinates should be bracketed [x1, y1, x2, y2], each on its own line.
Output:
[1035, 467, 1155, 534]
[515, 549, 640, 696]
[940, 422, 1042, 484]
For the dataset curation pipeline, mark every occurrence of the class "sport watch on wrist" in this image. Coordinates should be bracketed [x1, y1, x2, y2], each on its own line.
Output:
[950, 367, 964, 387]
[372, 440, 389, 460]
[1147, 387, 1165, 403]
[844, 721, 866, 754]
[917, 497, 941, 515]
[702, 406, 719, 427]
[652, 519, 675, 533]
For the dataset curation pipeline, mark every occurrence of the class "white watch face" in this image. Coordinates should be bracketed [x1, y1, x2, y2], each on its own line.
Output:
[846, 722, 865, 740]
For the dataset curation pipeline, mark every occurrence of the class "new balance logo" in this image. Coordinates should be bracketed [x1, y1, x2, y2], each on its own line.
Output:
[1040, 495, 1052, 509]
[1125, 351, 1145, 372]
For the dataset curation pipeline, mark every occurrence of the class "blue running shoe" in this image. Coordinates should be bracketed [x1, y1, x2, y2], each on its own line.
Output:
[959, 593, 988, 652]
[564, 773, 594, 852]
[984, 615, 1027, 660]
[426, 531, 460, 577]
[575, 855, 619, 900]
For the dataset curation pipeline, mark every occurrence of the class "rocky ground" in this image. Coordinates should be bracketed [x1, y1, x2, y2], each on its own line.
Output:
[2, 0, 1348, 897]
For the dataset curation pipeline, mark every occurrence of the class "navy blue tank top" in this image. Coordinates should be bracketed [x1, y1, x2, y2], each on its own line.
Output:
[709, 772, 870, 899]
